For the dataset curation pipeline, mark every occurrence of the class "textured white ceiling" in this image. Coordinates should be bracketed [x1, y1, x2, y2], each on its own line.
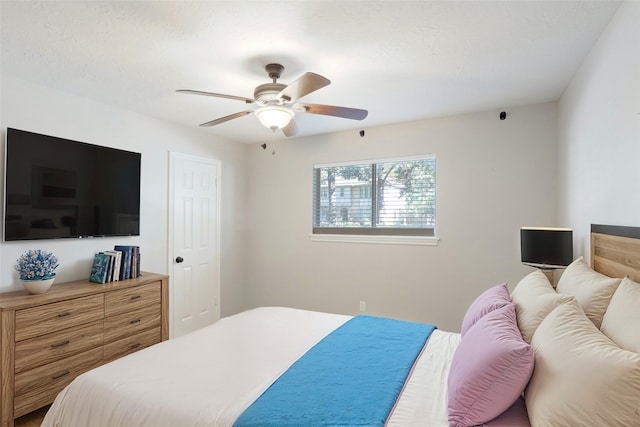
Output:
[1, 1, 621, 144]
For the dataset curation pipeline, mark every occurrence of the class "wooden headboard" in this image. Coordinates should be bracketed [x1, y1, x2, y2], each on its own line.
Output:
[591, 224, 640, 282]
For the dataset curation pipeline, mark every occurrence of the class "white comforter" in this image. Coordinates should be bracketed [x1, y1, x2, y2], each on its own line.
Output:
[42, 307, 460, 427]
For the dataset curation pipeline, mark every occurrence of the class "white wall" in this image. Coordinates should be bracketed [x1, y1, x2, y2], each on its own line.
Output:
[0, 76, 250, 317]
[558, 1, 640, 258]
[246, 102, 558, 332]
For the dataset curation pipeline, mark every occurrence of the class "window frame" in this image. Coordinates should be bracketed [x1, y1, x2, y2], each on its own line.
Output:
[310, 155, 438, 246]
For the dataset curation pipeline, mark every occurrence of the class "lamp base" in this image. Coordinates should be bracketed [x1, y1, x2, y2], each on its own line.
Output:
[540, 269, 555, 288]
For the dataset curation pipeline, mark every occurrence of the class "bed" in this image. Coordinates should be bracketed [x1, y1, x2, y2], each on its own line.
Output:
[42, 224, 640, 427]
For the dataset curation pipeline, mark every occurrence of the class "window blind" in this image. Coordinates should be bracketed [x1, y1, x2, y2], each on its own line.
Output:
[312, 156, 436, 236]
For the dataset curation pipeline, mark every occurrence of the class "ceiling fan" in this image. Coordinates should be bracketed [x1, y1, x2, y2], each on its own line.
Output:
[177, 63, 368, 137]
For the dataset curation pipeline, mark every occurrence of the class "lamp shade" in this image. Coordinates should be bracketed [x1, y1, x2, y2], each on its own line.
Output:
[520, 227, 573, 269]
[254, 106, 294, 130]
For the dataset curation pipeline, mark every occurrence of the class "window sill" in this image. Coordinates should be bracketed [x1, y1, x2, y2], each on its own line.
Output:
[308, 234, 440, 246]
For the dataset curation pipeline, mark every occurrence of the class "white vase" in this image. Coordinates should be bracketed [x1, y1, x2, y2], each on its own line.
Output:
[21, 277, 55, 294]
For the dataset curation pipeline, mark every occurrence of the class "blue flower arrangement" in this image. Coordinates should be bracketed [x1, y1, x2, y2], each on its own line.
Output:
[14, 249, 59, 280]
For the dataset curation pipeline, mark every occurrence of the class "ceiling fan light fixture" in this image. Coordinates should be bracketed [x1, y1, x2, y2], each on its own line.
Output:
[255, 105, 294, 130]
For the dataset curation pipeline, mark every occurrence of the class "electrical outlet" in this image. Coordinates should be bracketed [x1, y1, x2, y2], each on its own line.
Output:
[359, 301, 366, 312]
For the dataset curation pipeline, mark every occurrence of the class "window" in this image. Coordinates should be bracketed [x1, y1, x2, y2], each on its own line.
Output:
[312, 155, 436, 237]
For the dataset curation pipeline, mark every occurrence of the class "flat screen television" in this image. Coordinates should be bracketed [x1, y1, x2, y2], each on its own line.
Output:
[4, 128, 141, 241]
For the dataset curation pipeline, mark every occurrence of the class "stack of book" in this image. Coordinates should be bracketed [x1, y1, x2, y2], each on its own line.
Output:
[89, 245, 141, 284]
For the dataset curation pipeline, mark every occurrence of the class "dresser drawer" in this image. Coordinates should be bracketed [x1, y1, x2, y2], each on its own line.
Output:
[13, 346, 103, 418]
[105, 281, 160, 317]
[104, 303, 161, 343]
[103, 327, 161, 362]
[15, 319, 104, 373]
[15, 294, 104, 342]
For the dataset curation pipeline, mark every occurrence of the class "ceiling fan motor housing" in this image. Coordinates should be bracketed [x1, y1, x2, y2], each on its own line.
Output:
[254, 83, 287, 105]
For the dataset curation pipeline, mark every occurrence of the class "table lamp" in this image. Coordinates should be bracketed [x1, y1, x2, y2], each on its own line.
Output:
[520, 227, 573, 285]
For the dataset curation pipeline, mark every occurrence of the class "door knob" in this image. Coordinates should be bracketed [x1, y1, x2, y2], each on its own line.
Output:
[175, 256, 184, 263]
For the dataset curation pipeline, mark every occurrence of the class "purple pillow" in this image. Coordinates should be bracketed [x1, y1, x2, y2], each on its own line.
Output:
[460, 283, 511, 335]
[448, 303, 534, 427]
[482, 397, 530, 427]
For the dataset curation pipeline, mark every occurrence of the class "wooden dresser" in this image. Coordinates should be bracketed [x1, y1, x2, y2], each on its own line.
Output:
[0, 272, 169, 427]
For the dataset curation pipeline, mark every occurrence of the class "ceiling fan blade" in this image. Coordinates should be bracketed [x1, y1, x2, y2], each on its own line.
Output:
[177, 89, 254, 104]
[277, 72, 330, 103]
[282, 119, 300, 137]
[300, 103, 368, 120]
[199, 110, 253, 127]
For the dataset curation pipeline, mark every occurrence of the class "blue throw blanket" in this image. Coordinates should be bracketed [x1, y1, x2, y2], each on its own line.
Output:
[234, 315, 436, 427]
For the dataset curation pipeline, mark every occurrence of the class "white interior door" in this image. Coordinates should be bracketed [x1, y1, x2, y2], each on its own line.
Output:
[169, 152, 220, 338]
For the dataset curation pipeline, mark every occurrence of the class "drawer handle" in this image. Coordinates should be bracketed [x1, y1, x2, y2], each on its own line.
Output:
[130, 295, 142, 300]
[57, 312, 71, 318]
[130, 319, 141, 324]
[51, 340, 70, 348]
[130, 343, 141, 349]
[52, 370, 70, 380]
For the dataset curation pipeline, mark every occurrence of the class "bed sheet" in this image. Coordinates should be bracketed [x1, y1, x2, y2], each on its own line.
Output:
[42, 307, 460, 427]
[387, 329, 461, 427]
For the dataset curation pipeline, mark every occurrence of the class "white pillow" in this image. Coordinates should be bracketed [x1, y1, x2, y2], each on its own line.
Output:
[601, 276, 640, 353]
[526, 300, 640, 427]
[510, 270, 574, 343]
[556, 256, 621, 328]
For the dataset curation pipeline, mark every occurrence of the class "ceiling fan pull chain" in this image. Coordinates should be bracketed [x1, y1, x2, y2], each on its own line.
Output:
[271, 128, 277, 156]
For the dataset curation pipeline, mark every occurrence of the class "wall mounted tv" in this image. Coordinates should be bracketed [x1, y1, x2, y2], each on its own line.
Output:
[4, 128, 141, 241]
